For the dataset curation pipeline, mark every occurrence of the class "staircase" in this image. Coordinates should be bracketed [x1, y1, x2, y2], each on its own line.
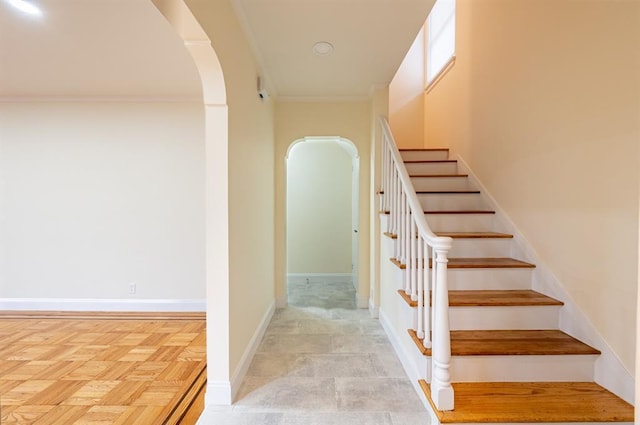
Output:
[379, 145, 634, 423]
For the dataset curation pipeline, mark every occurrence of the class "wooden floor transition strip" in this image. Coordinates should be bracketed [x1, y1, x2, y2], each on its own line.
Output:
[419, 380, 634, 423]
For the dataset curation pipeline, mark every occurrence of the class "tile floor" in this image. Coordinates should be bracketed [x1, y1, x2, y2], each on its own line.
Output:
[197, 280, 431, 425]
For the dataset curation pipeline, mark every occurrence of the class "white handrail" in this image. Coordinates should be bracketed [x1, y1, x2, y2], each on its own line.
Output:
[379, 117, 454, 411]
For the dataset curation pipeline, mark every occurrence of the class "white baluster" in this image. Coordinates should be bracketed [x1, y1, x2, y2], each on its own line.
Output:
[422, 239, 431, 347]
[431, 247, 453, 411]
[417, 234, 424, 340]
[410, 219, 417, 302]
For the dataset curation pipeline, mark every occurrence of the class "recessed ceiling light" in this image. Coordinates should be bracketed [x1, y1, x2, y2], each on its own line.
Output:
[313, 41, 334, 56]
[6, 0, 42, 16]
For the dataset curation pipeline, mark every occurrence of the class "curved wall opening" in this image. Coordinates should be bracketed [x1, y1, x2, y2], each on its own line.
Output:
[285, 137, 360, 308]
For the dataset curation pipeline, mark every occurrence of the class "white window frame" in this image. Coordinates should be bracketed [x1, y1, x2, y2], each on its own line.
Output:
[426, 0, 456, 89]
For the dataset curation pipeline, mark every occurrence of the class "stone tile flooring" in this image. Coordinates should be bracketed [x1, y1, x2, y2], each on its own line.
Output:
[197, 281, 430, 425]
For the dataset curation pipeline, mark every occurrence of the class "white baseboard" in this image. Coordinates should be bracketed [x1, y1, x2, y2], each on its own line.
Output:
[204, 300, 275, 406]
[455, 155, 635, 405]
[0, 298, 206, 312]
[204, 380, 232, 406]
[356, 294, 369, 309]
[368, 298, 379, 318]
[379, 308, 432, 411]
[287, 273, 353, 284]
[229, 300, 275, 401]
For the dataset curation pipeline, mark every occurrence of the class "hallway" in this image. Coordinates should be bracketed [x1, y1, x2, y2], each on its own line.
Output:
[197, 281, 430, 424]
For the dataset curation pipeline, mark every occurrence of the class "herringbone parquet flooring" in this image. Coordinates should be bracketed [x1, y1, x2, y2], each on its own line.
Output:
[0, 312, 206, 425]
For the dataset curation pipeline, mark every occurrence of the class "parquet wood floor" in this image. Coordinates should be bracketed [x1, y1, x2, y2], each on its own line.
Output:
[0, 311, 206, 425]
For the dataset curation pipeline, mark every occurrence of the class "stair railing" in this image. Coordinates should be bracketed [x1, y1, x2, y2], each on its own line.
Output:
[379, 117, 454, 411]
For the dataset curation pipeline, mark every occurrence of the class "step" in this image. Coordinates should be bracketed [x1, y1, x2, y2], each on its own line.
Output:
[398, 289, 562, 330]
[410, 175, 471, 191]
[389, 257, 535, 290]
[417, 191, 485, 211]
[409, 329, 599, 381]
[419, 381, 634, 423]
[425, 211, 496, 232]
[399, 148, 449, 161]
[445, 234, 513, 258]
[405, 160, 458, 175]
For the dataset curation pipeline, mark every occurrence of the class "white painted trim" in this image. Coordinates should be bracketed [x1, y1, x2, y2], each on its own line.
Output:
[286, 273, 354, 284]
[368, 298, 380, 318]
[0, 298, 206, 312]
[379, 308, 432, 412]
[204, 380, 232, 405]
[455, 154, 635, 404]
[229, 300, 275, 402]
[0, 96, 202, 103]
[277, 95, 370, 103]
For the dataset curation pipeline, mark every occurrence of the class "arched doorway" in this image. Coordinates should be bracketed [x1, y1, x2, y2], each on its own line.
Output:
[285, 137, 359, 308]
[152, 0, 231, 405]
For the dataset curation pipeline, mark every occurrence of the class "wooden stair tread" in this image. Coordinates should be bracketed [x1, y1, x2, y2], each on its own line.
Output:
[416, 190, 480, 194]
[446, 257, 535, 269]
[435, 231, 513, 239]
[424, 210, 495, 214]
[409, 173, 468, 178]
[449, 329, 600, 356]
[419, 380, 634, 423]
[398, 289, 563, 308]
[408, 329, 600, 356]
[390, 257, 535, 269]
[399, 148, 449, 152]
[403, 159, 457, 163]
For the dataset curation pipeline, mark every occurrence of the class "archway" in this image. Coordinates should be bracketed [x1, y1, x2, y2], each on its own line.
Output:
[151, 0, 231, 405]
[285, 137, 360, 308]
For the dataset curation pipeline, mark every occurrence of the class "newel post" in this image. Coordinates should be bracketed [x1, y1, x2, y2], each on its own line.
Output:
[431, 246, 454, 411]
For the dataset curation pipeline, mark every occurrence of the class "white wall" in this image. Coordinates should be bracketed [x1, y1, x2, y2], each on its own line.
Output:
[286, 141, 352, 274]
[424, 0, 640, 378]
[275, 101, 371, 307]
[0, 101, 205, 302]
[389, 26, 425, 149]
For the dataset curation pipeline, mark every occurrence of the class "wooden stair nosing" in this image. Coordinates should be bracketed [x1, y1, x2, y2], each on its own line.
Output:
[390, 257, 536, 270]
[399, 148, 449, 152]
[397, 289, 564, 308]
[424, 210, 495, 214]
[404, 159, 457, 164]
[407, 328, 601, 357]
[416, 190, 481, 194]
[410, 173, 468, 178]
[385, 231, 514, 240]
[418, 380, 634, 423]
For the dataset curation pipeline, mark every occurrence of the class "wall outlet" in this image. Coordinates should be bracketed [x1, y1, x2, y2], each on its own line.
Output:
[128, 282, 136, 294]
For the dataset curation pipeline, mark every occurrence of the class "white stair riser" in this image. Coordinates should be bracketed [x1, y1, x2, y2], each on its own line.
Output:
[405, 162, 458, 175]
[449, 305, 560, 330]
[400, 150, 449, 161]
[448, 238, 513, 257]
[417, 193, 485, 211]
[448, 268, 534, 291]
[411, 176, 471, 191]
[449, 354, 597, 382]
[426, 213, 495, 232]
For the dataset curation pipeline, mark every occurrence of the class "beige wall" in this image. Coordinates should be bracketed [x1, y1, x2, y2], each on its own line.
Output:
[275, 101, 371, 306]
[287, 142, 353, 274]
[186, 0, 275, 389]
[389, 26, 425, 149]
[0, 101, 205, 301]
[425, 0, 640, 374]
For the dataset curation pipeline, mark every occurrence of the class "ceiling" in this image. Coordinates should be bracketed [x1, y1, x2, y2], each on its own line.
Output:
[0, 0, 432, 100]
